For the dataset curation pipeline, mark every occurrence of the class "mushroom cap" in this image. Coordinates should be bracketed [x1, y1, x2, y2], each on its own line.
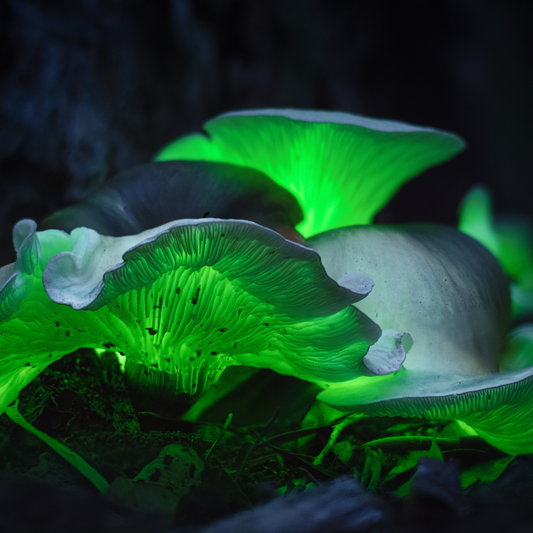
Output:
[0, 217, 392, 415]
[309, 224, 510, 376]
[156, 108, 465, 237]
[307, 224, 533, 454]
[40, 160, 303, 237]
[459, 185, 533, 318]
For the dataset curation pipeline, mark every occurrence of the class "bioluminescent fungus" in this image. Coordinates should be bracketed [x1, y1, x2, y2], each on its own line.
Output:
[0, 217, 412, 417]
[156, 108, 465, 237]
[459, 185, 533, 318]
[40, 160, 304, 238]
[4, 107, 532, 457]
[310, 224, 533, 455]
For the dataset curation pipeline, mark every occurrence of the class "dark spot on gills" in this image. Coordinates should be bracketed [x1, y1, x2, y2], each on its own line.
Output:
[191, 287, 200, 305]
[147, 328, 158, 335]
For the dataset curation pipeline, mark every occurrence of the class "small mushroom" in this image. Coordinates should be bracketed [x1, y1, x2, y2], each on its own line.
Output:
[311, 223, 533, 455]
[156, 108, 465, 237]
[0, 217, 410, 416]
[459, 185, 533, 318]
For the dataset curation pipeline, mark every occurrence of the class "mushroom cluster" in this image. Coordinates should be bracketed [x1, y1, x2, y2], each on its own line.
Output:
[1, 109, 532, 455]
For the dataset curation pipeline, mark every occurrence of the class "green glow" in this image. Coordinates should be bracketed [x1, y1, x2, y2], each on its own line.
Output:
[457, 186, 501, 257]
[310, 223, 533, 455]
[319, 361, 533, 455]
[5, 400, 109, 493]
[0, 219, 382, 415]
[460, 455, 514, 488]
[95, 348, 126, 372]
[454, 419, 478, 436]
[459, 394, 533, 455]
[156, 109, 465, 237]
[459, 185, 533, 316]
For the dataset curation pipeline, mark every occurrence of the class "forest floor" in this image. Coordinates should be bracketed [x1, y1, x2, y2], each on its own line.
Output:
[1, 349, 533, 532]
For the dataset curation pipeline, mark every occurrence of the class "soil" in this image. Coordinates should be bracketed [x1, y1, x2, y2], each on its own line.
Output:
[2, 348, 533, 532]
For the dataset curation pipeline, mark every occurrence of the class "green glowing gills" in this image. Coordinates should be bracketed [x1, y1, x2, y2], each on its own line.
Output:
[2, 108, 533, 455]
[156, 109, 464, 237]
[0, 216, 414, 415]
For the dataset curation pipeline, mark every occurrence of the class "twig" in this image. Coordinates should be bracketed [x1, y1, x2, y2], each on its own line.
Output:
[360, 435, 501, 455]
[313, 414, 359, 466]
[205, 412, 233, 462]
[234, 407, 280, 482]
[360, 448, 383, 492]
[259, 414, 351, 447]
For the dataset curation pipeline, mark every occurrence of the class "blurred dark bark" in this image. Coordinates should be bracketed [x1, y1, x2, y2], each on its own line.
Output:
[1, 0, 532, 266]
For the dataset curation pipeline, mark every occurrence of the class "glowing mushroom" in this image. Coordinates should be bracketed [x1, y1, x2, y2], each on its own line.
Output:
[0, 216, 410, 416]
[156, 108, 465, 237]
[158, 109, 533, 454]
[311, 224, 533, 455]
[6, 107, 531, 457]
[40, 160, 304, 242]
[459, 185, 533, 318]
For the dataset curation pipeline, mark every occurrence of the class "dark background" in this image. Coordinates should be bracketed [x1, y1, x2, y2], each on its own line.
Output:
[1, 0, 532, 266]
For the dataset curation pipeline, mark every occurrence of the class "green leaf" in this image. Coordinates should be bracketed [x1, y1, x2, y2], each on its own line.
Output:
[5, 400, 109, 493]
[460, 455, 514, 488]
